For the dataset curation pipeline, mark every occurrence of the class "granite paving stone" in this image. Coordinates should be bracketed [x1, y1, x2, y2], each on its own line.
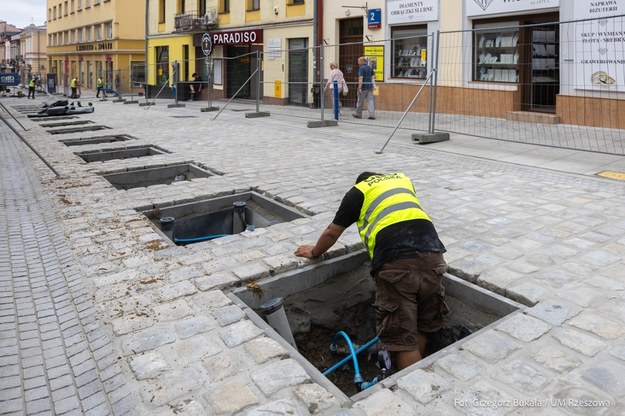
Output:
[4, 97, 625, 415]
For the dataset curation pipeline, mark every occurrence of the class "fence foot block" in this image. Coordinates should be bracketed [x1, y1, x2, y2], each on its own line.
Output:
[200, 106, 219, 112]
[138, 102, 154, 107]
[167, 103, 186, 108]
[112, 99, 126, 103]
[124, 100, 139, 104]
[245, 112, 270, 118]
[412, 132, 450, 144]
[307, 120, 339, 128]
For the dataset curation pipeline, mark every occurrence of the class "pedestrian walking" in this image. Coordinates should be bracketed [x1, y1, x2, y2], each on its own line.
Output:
[70, 77, 79, 98]
[96, 76, 106, 98]
[324, 62, 346, 114]
[352, 57, 376, 120]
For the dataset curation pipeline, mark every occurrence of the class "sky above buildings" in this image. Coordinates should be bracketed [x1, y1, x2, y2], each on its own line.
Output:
[2, 0, 47, 29]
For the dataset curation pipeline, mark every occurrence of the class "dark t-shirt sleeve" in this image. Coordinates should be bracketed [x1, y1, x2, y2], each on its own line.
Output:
[332, 187, 363, 228]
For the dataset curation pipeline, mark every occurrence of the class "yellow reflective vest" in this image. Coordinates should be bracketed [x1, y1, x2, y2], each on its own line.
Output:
[29, 79, 36, 88]
[354, 173, 432, 258]
[97, 78, 103, 87]
[71, 78, 77, 88]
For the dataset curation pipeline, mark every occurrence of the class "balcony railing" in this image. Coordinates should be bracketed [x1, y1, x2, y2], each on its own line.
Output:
[174, 10, 217, 32]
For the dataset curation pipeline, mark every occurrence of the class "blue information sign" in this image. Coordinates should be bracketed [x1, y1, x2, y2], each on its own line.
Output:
[0, 73, 20, 87]
[368, 8, 381, 29]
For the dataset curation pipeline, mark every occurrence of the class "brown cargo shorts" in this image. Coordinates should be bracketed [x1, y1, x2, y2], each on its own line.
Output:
[372, 252, 448, 351]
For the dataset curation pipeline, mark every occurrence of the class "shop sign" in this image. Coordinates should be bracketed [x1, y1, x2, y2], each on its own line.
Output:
[573, 0, 625, 91]
[364, 45, 384, 82]
[267, 38, 281, 60]
[387, 0, 438, 24]
[210, 29, 263, 46]
[75, 41, 114, 52]
[466, 0, 559, 17]
[368, 8, 382, 29]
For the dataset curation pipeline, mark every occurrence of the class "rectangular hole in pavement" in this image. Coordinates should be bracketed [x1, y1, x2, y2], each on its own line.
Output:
[230, 252, 523, 400]
[39, 120, 94, 128]
[76, 145, 168, 162]
[29, 115, 79, 122]
[47, 125, 110, 135]
[142, 191, 306, 245]
[102, 163, 215, 190]
[60, 134, 137, 147]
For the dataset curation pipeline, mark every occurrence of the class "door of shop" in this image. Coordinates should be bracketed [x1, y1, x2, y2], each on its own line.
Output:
[226, 46, 251, 98]
[339, 18, 363, 109]
[288, 38, 308, 106]
[520, 14, 559, 112]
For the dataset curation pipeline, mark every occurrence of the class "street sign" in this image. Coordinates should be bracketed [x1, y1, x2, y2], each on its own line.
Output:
[201, 33, 213, 57]
[0, 73, 20, 87]
[368, 8, 381, 29]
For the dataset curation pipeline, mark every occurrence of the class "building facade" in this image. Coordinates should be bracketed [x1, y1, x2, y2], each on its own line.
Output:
[0, 21, 22, 74]
[46, 0, 145, 95]
[146, 0, 315, 104]
[321, 0, 625, 127]
[19, 25, 48, 85]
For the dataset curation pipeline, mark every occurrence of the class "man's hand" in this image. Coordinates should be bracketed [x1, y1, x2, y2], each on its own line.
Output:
[294, 244, 318, 259]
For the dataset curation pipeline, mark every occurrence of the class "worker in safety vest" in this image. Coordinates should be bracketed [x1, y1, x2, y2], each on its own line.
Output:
[28, 78, 36, 99]
[96, 77, 106, 98]
[70, 77, 79, 98]
[295, 172, 448, 371]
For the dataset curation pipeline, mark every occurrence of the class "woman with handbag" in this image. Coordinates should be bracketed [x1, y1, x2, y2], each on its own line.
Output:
[324, 62, 346, 114]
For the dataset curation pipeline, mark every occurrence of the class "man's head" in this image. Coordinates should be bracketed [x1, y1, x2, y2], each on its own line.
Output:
[358, 57, 366, 65]
[356, 171, 381, 184]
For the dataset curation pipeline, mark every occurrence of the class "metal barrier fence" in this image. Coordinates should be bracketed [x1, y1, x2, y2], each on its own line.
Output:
[251, 14, 625, 155]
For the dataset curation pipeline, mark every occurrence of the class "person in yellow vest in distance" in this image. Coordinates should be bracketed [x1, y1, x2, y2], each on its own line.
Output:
[28, 78, 36, 99]
[70, 77, 79, 98]
[96, 76, 106, 98]
[294, 172, 448, 371]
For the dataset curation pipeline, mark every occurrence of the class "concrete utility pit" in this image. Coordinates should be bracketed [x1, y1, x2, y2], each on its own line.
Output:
[102, 163, 214, 190]
[48, 125, 110, 135]
[76, 145, 168, 162]
[39, 120, 94, 128]
[231, 252, 523, 400]
[142, 191, 306, 245]
[60, 134, 137, 147]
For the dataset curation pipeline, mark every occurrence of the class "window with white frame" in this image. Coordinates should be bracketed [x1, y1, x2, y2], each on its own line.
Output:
[77, 27, 83, 42]
[78, 0, 82, 9]
[86, 26, 92, 41]
[70, 30, 75, 43]
[105, 22, 112, 39]
[71, 0, 75, 12]
[95, 24, 102, 40]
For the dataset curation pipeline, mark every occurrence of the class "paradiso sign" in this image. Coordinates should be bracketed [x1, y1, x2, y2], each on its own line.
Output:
[200, 29, 263, 46]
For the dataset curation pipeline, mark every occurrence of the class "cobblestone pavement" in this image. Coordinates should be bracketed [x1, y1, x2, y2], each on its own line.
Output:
[1, 95, 625, 416]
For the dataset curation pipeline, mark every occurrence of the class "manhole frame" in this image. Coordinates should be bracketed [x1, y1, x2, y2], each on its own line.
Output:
[101, 162, 217, 190]
[60, 134, 138, 146]
[75, 144, 170, 162]
[141, 190, 308, 244]
[229, 251, 525, 404]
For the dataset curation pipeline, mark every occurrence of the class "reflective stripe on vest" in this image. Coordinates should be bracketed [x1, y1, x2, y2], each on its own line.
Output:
[354, 173, 431, 258]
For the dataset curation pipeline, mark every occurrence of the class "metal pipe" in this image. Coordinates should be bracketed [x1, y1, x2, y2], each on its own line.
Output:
[429, 30, 441, 134]
[0, 102, 28, 131]
[375, 70, 434, 154]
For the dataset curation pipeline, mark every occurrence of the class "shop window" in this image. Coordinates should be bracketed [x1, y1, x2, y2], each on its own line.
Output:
[247, 0, 260, 11]
[391, 26, 428, 79]
[473, 21, 519, 83]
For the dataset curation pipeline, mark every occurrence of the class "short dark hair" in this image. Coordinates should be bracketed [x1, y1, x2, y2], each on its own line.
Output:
[356, 171, 381, 184]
